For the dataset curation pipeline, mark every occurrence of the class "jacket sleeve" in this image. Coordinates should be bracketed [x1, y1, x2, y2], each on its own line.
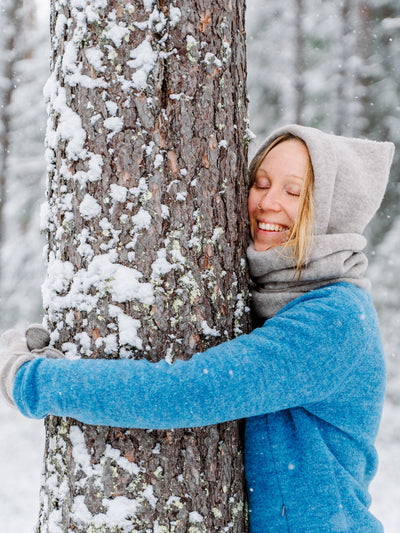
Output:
[12, 284, 374, 429]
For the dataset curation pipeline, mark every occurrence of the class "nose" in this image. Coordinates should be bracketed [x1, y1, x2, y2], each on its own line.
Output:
[258, 188, 281, 211]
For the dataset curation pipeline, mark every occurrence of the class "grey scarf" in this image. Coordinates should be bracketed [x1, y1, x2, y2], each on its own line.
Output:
[247, 234, 369, 320]
[247, 124, 395, 321]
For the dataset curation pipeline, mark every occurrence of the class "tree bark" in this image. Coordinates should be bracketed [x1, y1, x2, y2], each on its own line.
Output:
[39, 1, 249, 531]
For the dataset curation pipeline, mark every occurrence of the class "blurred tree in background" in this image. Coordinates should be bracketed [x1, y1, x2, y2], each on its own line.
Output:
[0, 0, 48, 329]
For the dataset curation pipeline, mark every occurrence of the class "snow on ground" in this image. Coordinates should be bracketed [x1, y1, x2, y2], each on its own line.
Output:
[370, 398, 400, 531]
[0, 393, 399, 532]
[0, 406, 44, 533]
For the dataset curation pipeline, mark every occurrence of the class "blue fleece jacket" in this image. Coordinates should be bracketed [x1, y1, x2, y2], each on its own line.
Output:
[13, 282, 385, 532]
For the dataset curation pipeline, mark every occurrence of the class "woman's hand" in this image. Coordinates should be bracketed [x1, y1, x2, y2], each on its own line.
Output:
[0, 325, 64, 408]
[1, 330, 35, 407]
[25, 324, 64, 359]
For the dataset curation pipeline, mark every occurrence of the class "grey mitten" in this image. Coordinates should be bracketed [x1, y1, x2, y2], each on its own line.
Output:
[1, 330, 34, 407]
[25, 324, 64, 359]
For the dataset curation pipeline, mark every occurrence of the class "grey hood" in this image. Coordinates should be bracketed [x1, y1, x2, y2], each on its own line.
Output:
[247, 124, 395, 320]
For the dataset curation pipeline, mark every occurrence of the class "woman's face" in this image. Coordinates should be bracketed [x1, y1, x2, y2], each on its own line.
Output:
[248, 139, 309, 251]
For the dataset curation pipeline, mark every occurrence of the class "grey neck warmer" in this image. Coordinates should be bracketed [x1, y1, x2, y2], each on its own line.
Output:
[247, 124, 395, 321]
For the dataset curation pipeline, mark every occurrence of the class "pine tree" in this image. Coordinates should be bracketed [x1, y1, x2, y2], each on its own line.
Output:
[39, 1, 249, 531]
[0, 0, 24, 265]
[356, 0, 400, 245]
[0, 0, 48, 330]
[246, 0, 302, 137]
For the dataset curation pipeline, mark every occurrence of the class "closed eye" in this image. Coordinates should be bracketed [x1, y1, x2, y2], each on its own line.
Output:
[253, 178, 270, 189]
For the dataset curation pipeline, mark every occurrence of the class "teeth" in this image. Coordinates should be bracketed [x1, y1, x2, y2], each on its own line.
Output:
[258, 222, 287, 232]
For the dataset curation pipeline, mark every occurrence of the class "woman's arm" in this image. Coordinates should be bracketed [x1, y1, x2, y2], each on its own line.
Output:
[13, 283, 375, 428]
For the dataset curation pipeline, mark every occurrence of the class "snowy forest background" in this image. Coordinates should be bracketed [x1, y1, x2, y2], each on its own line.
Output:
[0, 0, 399, 531]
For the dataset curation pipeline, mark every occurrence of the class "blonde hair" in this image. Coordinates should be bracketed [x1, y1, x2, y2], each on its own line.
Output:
[249, 134, 315, 277]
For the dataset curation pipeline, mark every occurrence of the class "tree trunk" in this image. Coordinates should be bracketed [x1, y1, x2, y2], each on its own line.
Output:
[39, 1, 249, 531]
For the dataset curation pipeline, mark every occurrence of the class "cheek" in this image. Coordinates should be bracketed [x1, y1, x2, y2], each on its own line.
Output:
[287, 199, 300, 223]
[247, 191, 258, 219]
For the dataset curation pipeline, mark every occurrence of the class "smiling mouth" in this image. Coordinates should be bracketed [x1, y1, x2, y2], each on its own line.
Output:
[258, 222, 288, 232]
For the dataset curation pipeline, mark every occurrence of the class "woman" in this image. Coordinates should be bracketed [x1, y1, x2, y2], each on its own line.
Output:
[1, 124, 394, 532]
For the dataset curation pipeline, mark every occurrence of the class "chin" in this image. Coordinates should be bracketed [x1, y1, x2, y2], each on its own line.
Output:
[253, 241, 272, 252]
[254, 238, 288, 251]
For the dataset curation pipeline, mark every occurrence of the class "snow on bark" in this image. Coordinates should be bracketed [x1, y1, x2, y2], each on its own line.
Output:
[39, 0, 249, 531]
